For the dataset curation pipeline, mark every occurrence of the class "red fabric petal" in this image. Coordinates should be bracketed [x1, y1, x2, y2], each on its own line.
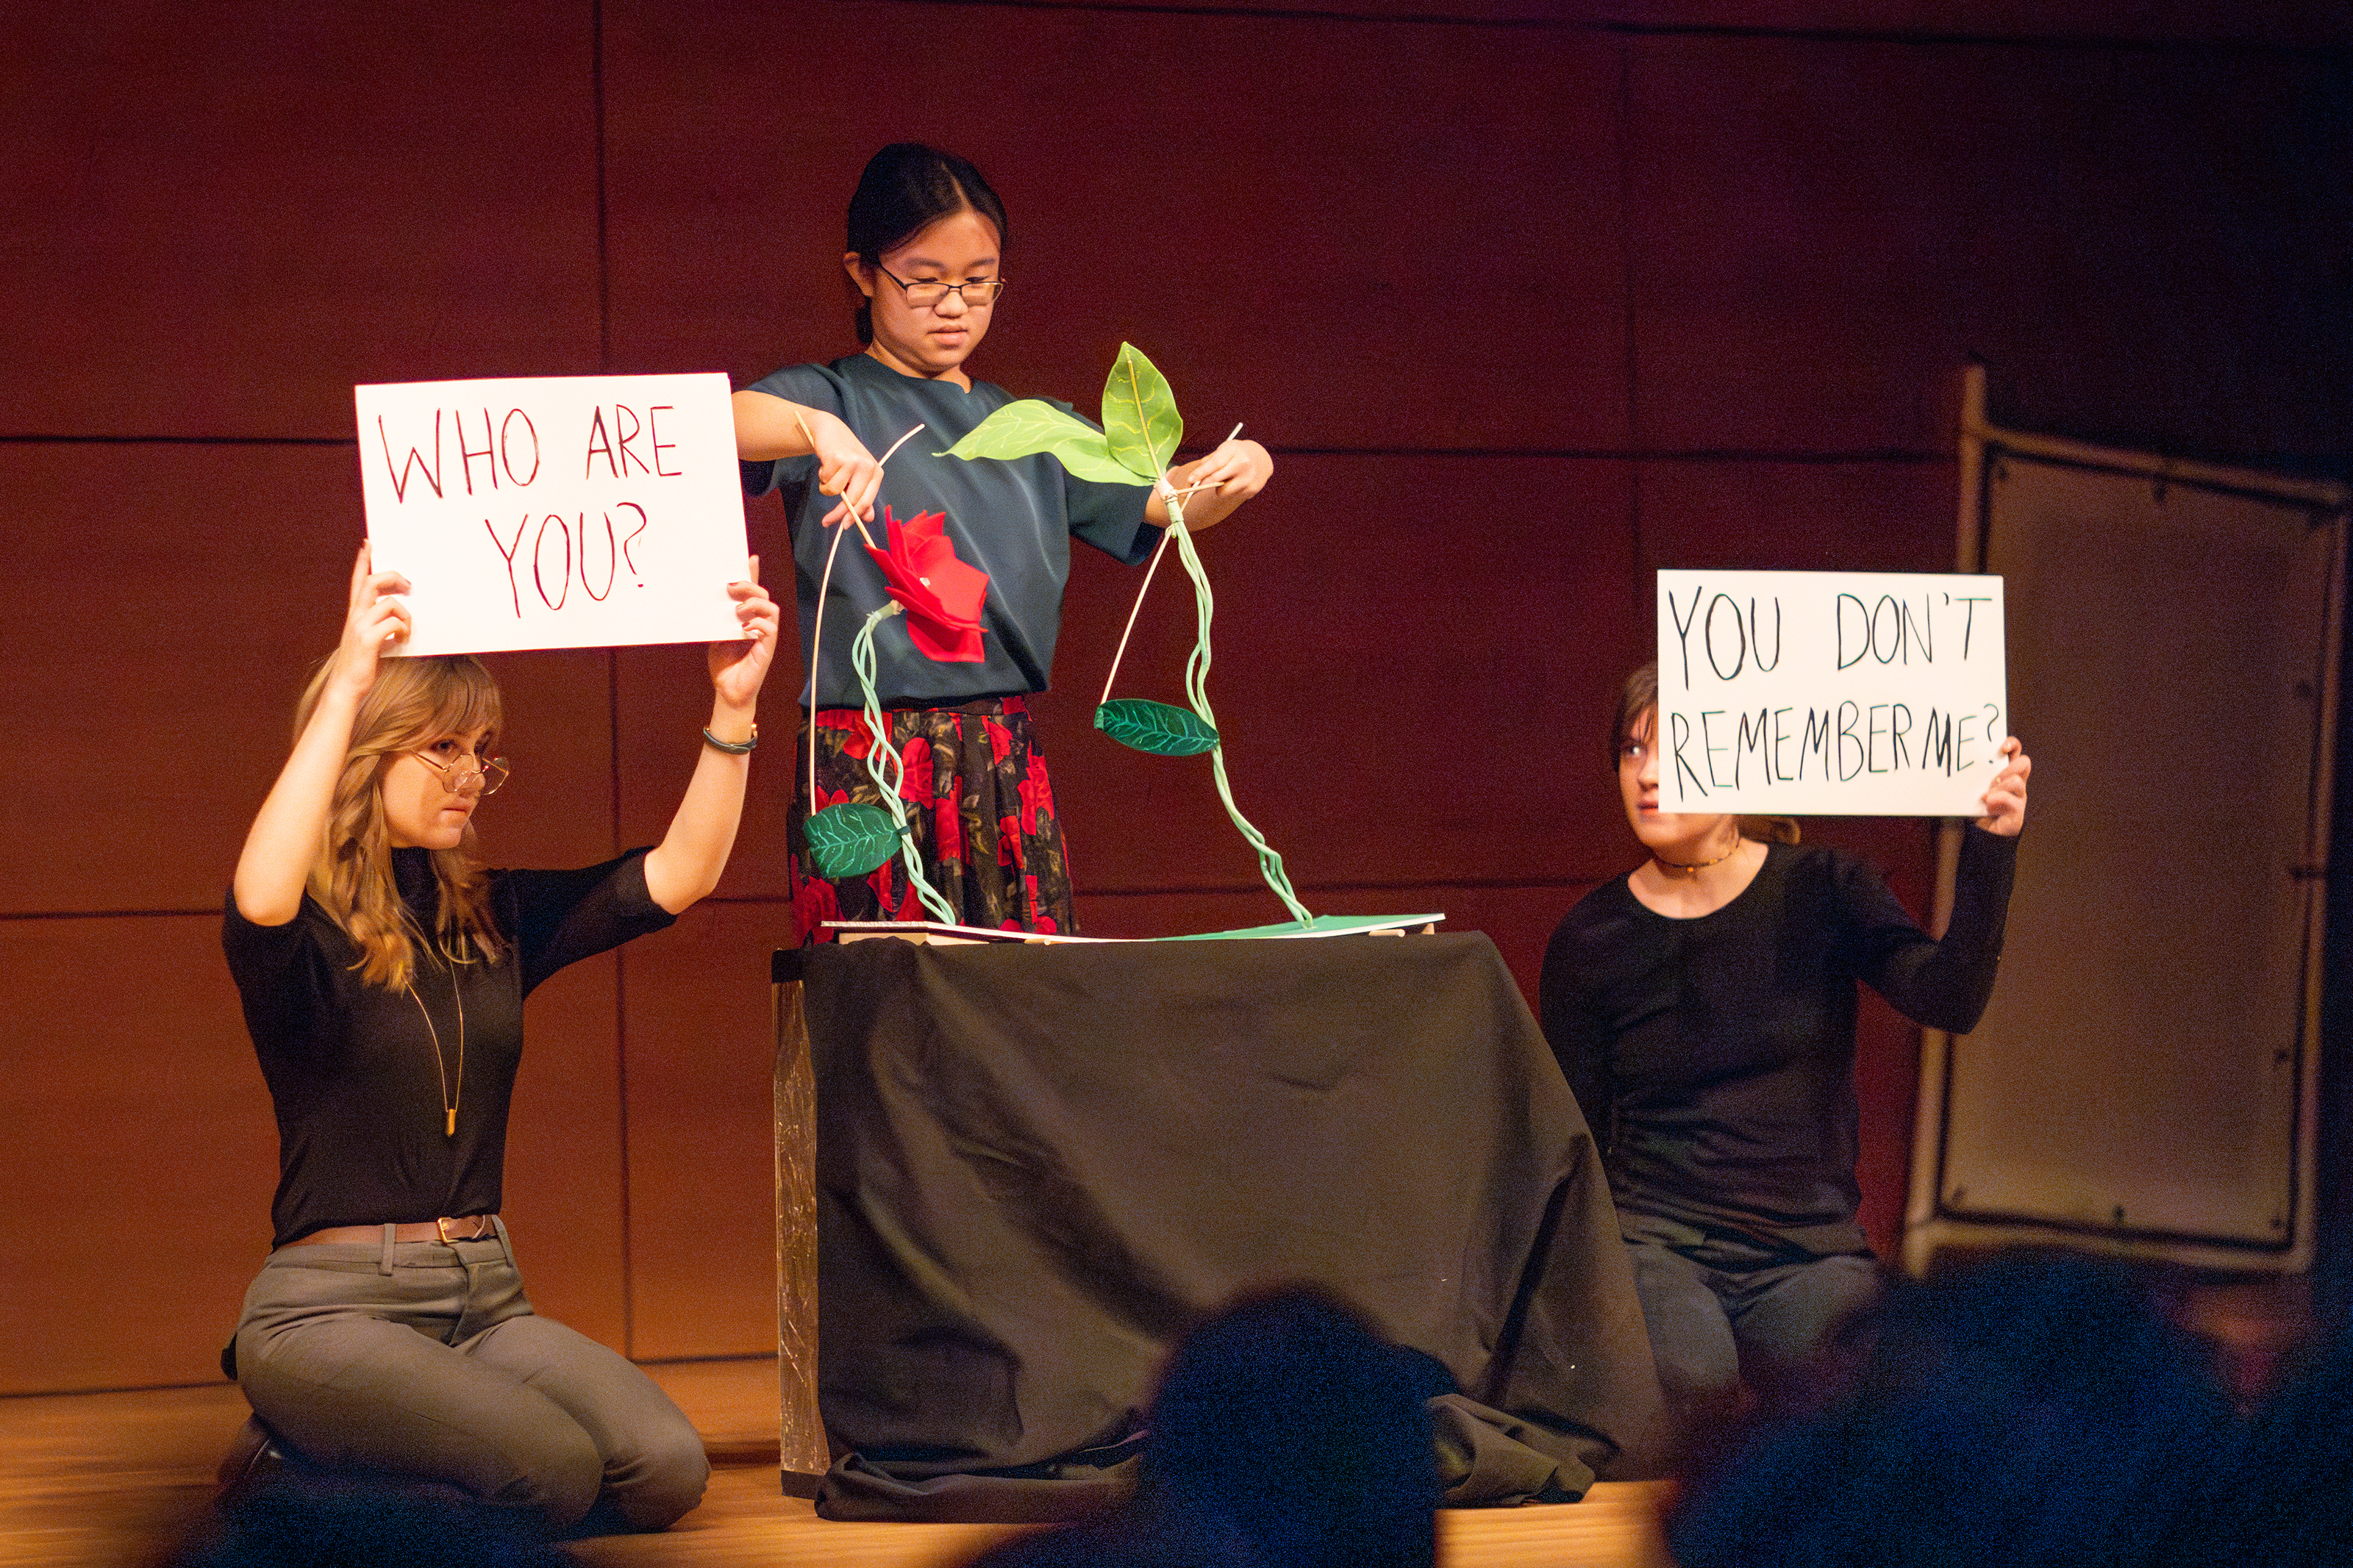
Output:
[865, 509, 990, 662]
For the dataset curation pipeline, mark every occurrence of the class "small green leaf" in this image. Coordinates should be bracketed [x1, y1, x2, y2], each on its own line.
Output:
[805, 802, 899, 878]
[938, 400, 1145, 487]
[1101, 343, 1183, 484]
[1095, 698, 1220, 756]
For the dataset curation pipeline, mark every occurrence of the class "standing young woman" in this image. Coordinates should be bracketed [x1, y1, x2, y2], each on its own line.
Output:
[734, 142, 1273, 940]
[222, 545, 778, 1532]
[1538, 663, 2031, 1450]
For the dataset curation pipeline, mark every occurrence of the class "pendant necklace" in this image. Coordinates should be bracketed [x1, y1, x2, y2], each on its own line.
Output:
[404, 958, 465, 1138]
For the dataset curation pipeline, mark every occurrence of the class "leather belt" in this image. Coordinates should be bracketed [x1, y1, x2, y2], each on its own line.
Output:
[288, 1215, 499, 1247]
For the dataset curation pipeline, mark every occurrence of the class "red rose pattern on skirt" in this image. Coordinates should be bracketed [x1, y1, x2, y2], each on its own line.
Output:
[788, 696, 1078, 943]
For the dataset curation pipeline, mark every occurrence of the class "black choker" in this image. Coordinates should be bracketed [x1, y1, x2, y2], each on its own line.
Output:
[1654, 840, 1743, 878]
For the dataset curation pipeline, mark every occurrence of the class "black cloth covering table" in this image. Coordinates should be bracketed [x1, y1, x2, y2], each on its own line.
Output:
[796, 932, 1664, 1522]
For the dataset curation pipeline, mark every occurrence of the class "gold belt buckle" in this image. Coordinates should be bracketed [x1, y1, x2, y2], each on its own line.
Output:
[436, 1217, 462, 1245]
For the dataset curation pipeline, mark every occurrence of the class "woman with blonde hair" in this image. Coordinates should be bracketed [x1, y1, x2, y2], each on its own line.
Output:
[219, 544, 777, 1532]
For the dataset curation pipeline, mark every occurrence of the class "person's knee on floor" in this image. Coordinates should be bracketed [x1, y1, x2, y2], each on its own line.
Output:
[590, 1415, 710, 1533]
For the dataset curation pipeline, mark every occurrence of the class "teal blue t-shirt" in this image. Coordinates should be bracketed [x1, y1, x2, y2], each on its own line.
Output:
[742, 353, 1159, 709]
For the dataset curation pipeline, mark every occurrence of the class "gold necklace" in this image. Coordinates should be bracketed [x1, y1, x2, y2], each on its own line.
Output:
[1654, 837, 1744, 878]
[404, 958, 465, 1138]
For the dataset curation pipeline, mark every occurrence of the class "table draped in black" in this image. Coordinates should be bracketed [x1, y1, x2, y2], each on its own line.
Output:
[796, 934, 1663, 1522]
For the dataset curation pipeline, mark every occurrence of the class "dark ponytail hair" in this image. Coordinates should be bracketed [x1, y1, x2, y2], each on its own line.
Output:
[846, 143, 1009, 346]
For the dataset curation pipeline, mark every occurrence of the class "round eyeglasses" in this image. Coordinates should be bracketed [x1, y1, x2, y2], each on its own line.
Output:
[411, 748, 510, 796]
[874, 264, 1006, 310]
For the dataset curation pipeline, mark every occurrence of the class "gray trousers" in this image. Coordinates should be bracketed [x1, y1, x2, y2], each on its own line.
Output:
[1625, 1238, 1883, 1427]
[232, 1225, 709, 1530]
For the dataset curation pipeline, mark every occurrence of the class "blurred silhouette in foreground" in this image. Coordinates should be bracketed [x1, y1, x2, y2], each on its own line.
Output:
[166, 1477, 579, 1568]
[2224, 1311, 2353, 1568]
[966, 1286, 1443, 1568]
[1670, 1251, 2239, 1568]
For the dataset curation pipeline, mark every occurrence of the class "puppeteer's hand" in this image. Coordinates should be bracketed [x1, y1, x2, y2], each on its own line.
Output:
[1976, 737, 2030, 837]
[329, 543, 412, 699]
[1168, 437, 1272, 506]
[807, 413, 882, 530]
[709, 556, 779, 710]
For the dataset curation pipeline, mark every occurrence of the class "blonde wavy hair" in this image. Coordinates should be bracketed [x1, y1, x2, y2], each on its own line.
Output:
[1612, 662, 1800, 847]
[293, 654, 506, 988]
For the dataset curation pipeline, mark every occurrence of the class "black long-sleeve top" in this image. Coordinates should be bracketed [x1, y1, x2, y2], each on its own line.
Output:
[1538, 828, 2016, 1258]
[224, 847, 674, 1247]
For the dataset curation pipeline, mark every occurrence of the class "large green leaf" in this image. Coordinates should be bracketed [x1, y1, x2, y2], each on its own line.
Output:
[804, 802, 899, 878]
[938, 400, 1143, 487]
[1095, 698, 1220, 756]
[1101, 343, 1182, 483]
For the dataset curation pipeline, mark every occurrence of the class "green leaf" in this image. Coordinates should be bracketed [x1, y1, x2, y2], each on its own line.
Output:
[938, 400, 1145, 487]
[1095, 698, 1220, 756]
[804, 802, 899, 878]
[1101, 343, 1183, 484]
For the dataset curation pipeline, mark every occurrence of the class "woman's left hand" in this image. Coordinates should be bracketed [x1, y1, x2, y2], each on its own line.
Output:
[709, 556, 780, 709]
[650, 559, 779, 914]
[1976, 737, 2030, 837]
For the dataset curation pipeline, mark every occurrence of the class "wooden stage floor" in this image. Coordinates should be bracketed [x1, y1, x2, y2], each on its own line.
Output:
[0, 1357, 1677, 1568]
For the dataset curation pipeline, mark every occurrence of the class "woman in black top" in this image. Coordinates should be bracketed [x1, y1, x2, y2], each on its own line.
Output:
[221, 545, 777, 1531]
[1539, 663, 2029, 1450]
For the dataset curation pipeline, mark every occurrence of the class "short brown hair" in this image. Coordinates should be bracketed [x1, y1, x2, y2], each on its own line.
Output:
[1610, 661, 1797, 844]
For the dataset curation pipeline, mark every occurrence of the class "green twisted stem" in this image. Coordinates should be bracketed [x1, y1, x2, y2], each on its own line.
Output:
[1163, 495, 1310, 926]
[850, 604, 958, 925]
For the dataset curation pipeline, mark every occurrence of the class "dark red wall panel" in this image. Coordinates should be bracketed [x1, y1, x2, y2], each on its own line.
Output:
[501, 955, 632, 1352]
[617, 904, 793, 1361]
[1040, 455, 1646, 898]
[1638, 457, 1965, 576]
[0, 917, 272, 1393]
[602, 1, 1631, 454]
[0, 453, 622, 920]
[1614, 1, 2353, 43]
[0, 444, 361, 915]
[610, 642, 791, 898]
[0, 1, 601, 440]
[1624, 35, 2352, 462]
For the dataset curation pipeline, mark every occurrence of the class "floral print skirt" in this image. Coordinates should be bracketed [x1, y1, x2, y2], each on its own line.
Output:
[788, 695, 1078, 942]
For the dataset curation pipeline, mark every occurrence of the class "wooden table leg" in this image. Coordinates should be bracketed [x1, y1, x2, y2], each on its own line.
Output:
[774, 971, 826, 1494]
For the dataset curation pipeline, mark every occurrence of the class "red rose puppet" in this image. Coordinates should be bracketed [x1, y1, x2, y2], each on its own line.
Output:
[865, 508, 989, 662]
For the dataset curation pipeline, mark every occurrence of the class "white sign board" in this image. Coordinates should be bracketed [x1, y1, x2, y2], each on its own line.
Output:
[354, 373, 749, 656]
[1655, 570, 2007, 816]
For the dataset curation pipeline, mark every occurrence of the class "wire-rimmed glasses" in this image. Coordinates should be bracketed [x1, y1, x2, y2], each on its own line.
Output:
[873, 264, 1006, 310]
[412, 748, 510, 796]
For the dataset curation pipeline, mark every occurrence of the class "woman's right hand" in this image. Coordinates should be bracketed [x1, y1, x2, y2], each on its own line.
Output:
[327, 543, 413, 698]
[805, 410, 881, 529]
